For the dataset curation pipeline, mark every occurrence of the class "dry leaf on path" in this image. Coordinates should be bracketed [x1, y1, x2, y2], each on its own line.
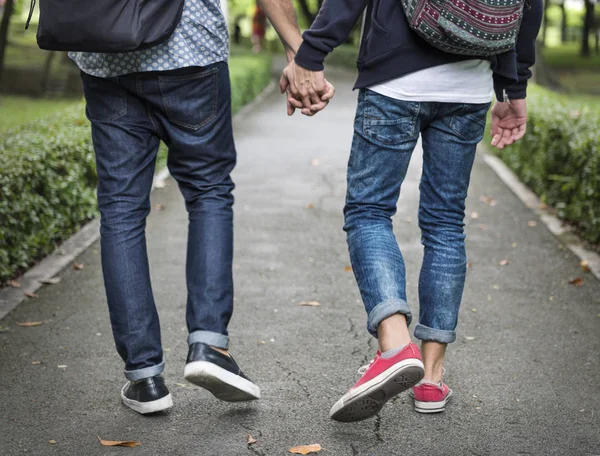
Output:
[73, 263, 84, 271]
[499, 260, 509, 266]
[155, 204, 165, 211]
[307, 203, 315, 209]
[581, 260, 590, 272]
[16, 321, 46, 327]
[98, 437, 140, 448]
[8, 280, 21, 288]
[24, 291, 39, 298]
[247, 434, 257, 445]
[32, 361, 41, 365]
[48, 440, 56, 444]
[289, 444, 322, 455]
[569, 277, 584, 286]
[41, 277, 61, 285]
[527, 221, 537, 227]
[298, 301, 320, 307]
[479, 196, 497, 206]
[465, 336, 476, 341]
[471, 212, 479, 219]
[344, 266, 352, 272]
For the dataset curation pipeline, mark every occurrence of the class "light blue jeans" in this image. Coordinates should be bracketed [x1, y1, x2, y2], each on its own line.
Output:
[344, 89, 490, 344]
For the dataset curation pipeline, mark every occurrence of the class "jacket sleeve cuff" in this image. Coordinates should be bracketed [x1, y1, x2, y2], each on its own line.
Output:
[493, 75, 528, 101]
[295, 41, 328, 72]
[505, 79, 528, 100]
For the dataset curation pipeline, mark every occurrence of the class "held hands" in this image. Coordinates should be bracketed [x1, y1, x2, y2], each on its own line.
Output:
[280, 60, 335, 116]
[490, 99, 527, 150]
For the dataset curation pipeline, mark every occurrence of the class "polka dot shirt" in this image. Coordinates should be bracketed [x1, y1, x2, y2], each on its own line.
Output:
[69, 0, 228, 78]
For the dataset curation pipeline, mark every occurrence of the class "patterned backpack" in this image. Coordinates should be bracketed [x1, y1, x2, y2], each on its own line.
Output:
[401, 0, 527, 56]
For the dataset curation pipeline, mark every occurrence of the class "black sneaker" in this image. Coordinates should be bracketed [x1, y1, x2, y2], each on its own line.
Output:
[121, 376, 173, 414]
[184, 343, 260, 402]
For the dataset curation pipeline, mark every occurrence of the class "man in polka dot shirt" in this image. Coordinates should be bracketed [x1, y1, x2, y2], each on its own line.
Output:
[71, 0, 332, 414]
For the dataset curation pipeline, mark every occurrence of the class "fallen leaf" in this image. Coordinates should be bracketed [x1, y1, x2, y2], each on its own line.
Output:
[492, 284, 500, 290]
[511, 242, 518, 248]
[155, 204, 165, 211]
[307, 203, 315, 209]
[310, 158, 320, 166]
[479, 196, 497, 206]
[260, 340, 265, 344]
[48, 440, 56, 445]
[539, 203, 548, 210]
[16, 321, 45, 327]
[41, 277, 61, 285]
[289, 444, 322, 455]
[470, 212, 479, 219]
[298, 301, 320, 307]
[57, 365, 68, 369]
[403, 217, 412, 223]
[464, 336, 476, 341]
[471, 308, 477, 312]
[467, 262, 473, 268]
[499, 260, 509, 266]
[73, 263, 84, 271]
[569, 277, 584, 287]
[24, 291, 39, 298]
[0, 326, 9, 333]
[31, 361, 41, 365]
[527, 221, 537, 227]
[581, 260, 590, 272]
[478, 224, 488, 230]
[344, 266, 353, 272]
[8, 280, 21, 288]
[98, 437, 141, 448]
[247, 434, 257, 445]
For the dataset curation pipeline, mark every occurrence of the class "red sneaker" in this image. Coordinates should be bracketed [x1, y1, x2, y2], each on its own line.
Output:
[330, 343, 424, 422]
[412, 381, 453, 413]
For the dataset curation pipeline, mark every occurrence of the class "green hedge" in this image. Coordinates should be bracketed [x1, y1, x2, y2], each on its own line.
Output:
[0, 53, 273, 283]
[491, 85, 600, 244]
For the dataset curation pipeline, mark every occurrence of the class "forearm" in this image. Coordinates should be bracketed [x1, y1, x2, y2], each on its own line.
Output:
[295, 0, 368, 71]
[508, 0, 544, 98]
[258, 0, 303, 56]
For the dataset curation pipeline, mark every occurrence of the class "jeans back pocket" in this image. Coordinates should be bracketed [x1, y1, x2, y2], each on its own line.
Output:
[159, 66, 219, 131]
[82, 73, 127, 122]
[362, 90, 419, 147]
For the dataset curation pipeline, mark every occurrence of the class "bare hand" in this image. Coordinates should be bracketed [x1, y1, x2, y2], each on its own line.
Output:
[490, 99, 527, 150]
[280, 61, 335, 116]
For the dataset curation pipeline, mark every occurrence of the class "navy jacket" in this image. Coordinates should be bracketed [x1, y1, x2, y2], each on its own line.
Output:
[295, 0, 543, 100]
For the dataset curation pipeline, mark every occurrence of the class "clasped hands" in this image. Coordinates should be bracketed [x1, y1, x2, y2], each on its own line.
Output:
[279, 60, 335, 117]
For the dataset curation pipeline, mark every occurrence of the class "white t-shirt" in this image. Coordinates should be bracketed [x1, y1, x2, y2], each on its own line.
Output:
[369, 59, 494, 103]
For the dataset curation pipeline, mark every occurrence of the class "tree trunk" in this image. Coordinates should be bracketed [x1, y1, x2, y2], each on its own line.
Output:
[40, 51, 56, 94]
[541, 0, 550, 46]
[560, 1, 568, 43]
[581, 0, 594, 57]
[296, 0, 316, 25]
[0, 0, 15, 82]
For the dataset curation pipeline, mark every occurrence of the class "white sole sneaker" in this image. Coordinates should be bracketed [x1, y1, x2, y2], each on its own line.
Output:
[184, 361, 261, 402]
[120, 383, 174, 414]
[330, 359, 424, 422]
[414, 389, 453, 414]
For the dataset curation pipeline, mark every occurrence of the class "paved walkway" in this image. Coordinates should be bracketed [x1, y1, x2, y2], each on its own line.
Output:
[1, 66, 599, 456]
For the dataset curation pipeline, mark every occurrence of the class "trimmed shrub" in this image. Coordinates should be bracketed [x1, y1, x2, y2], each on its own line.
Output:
[0, 54, 273, 282]
[492, 85, 600, 244]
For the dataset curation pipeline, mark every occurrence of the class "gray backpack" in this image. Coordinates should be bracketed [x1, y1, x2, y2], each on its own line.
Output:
[400, 0, 527, 56]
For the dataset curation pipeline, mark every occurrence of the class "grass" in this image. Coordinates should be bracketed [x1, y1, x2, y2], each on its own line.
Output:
[0, 96, 81, 133]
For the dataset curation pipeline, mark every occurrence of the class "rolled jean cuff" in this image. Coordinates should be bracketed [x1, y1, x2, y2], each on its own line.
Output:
[367, 298, 412, 337]
[124, 360, 165, 381]
[414, 323, 456, 344]
[188, 330, 229, 349]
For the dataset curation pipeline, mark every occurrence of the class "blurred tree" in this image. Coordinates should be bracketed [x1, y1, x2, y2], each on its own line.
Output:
[0, 0, 15, 80]
[581, 0, 596, 56]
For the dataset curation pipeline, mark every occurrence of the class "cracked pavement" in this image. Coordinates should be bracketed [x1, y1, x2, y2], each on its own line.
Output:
[0, 66, 599, 455]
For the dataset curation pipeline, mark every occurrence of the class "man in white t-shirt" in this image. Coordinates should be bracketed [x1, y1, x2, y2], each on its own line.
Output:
[279, 0, 543, 421]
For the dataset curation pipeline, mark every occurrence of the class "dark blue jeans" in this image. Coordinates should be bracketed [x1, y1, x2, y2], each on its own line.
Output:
[81, 62, 235, 381]
[345, 89, 490, 344]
